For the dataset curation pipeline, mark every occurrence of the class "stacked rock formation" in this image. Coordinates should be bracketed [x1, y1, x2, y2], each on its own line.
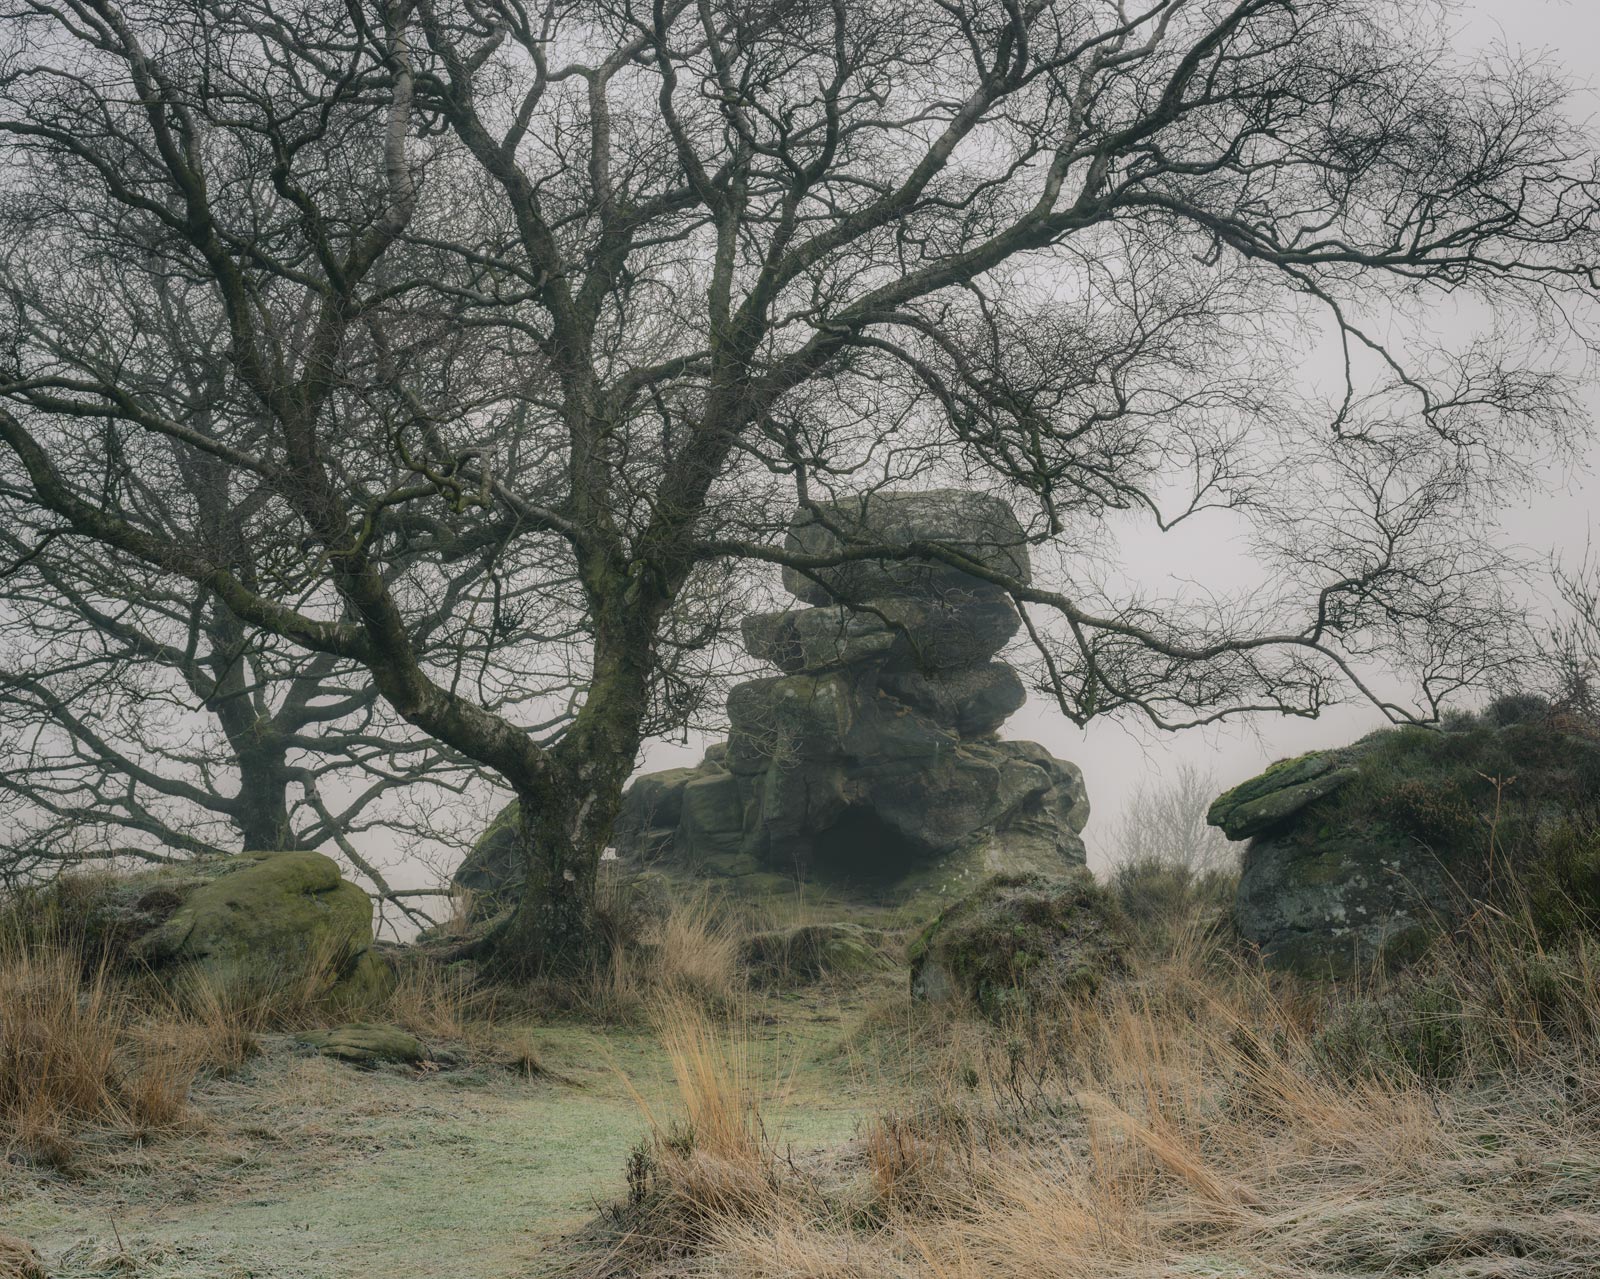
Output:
[612, 490, 1090, 905]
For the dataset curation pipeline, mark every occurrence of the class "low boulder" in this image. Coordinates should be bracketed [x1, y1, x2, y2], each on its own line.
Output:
[1215, 705, 1600, 975]
[909, 871, 1129, 1018]
[57, 850, 382, 1001]
[296, 1022, 427, 1066]
[140, 850, 372, 983]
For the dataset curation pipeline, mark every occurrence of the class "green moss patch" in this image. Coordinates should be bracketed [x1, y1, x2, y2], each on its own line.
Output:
[909, 870, 1129, 1018]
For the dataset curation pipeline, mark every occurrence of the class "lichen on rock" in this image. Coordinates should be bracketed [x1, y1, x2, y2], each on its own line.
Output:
[1213, 706, 1600, 975]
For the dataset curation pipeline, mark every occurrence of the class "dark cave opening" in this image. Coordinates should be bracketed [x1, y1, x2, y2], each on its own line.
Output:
[791, 806, 930, 889]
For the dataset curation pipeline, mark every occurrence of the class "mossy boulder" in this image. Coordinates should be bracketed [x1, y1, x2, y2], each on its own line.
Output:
[1207, 752, 1360, 840]
[909, 870, 1129, 1018]
[40, 850, 381, 1000]
[1215, 707, 1600, 975]
[296, 1022, 426, 1066]
[452, 801, 523, 912]
[140, 850, 371, 978]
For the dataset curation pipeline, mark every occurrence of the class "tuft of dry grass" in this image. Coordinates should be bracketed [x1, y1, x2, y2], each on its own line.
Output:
[655, 897, 742, 1008]
[383, 951, 492, 1041]
[564, 893, 745, 1023]
[579, 913, 1600, 1279]
[0, 932, 204, 1166]
[592, 998, 800, 1274]
[0, 1232, 48, 1279]
[0, 937, 124, 1163]
[649, 999, 763, 1166]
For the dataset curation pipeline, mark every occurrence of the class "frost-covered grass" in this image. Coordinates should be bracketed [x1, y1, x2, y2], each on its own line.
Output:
[8, 881, 1600, 1279]
[577, 923, 1600, 1279]
[0, 939, 893, 1279]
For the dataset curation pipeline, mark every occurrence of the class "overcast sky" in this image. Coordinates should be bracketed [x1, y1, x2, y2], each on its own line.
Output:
[631, 0, 1600, 871]
[1045, 0, 1600, 865]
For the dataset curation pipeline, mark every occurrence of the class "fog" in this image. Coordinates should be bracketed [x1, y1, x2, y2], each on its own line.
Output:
[634, 0, 1600, 873]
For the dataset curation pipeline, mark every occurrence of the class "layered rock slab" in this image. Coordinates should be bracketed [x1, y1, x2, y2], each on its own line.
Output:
[1211, 709, 1600, 975]
[781, 489, 1032, 605]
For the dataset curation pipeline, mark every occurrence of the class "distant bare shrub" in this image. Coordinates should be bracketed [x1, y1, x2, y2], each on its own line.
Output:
[1109, 764, 1239, 951]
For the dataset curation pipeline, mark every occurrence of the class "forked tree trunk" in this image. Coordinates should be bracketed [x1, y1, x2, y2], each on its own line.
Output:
[480, 523, 687, 973]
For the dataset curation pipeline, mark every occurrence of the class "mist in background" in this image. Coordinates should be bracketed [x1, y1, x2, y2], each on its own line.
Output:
[635, 0, 1600, 873]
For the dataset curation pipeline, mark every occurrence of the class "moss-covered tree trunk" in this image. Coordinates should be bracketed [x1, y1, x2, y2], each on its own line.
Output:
[492, 587, 658, 973]
[494, 775, 614, 973]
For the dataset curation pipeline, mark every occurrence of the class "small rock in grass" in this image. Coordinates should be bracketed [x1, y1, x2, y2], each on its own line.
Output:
[738, 922, 891, 984]
[295, 1022, 427, 1067]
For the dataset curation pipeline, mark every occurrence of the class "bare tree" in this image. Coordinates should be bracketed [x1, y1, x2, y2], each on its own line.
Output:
[1, 0, 1596, 969]
[0, 244, 586, 923]
[1112, 763, 1234, 876]
[0, 531, 491, 926]
[1549, 550, 1600, 719]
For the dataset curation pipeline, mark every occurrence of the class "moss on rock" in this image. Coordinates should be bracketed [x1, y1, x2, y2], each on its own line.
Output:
[1221, 708, 1600, 974]
[452, 801, 523, 911]
[139, 850, 372, 989]
[738, 922, 890, 985]
[909, 870, 1129, 1019]
[1207, 753, 1358, 840]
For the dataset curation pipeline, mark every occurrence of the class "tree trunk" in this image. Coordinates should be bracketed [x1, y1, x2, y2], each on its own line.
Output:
[490, 769, 627, 975]
[234, 740, 295, 850]
[491, 590, 657, 974]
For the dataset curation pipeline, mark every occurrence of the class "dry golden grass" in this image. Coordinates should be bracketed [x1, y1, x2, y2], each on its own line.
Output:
[0, 1232, 48, 1279]
[0, 910, 504, 1171]
[0, 938, 124, 1162]
[650, 999, 764, 1165]
[584, 997, 802, 1276]
[571, 894, 745, 1023]
[656, 897, 742, 1007]
[384, 950, 493, 1040]
[587, 920, 1600, 1279]
[0, 933, 205, 1166]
